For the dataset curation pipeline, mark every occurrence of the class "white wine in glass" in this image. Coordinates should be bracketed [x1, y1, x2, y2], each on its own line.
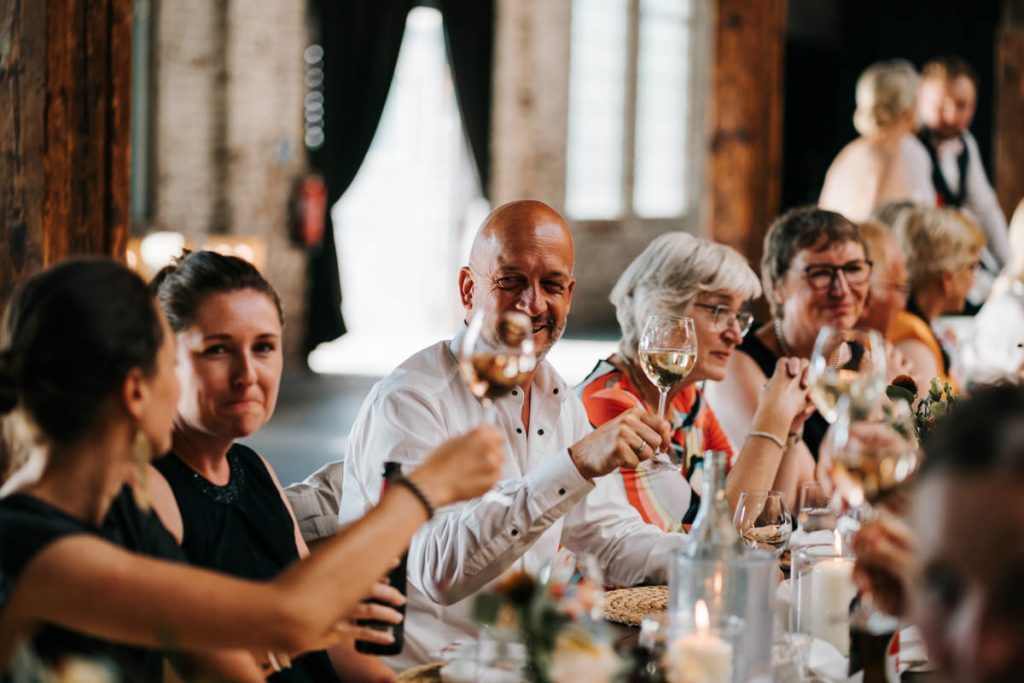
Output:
[808, 326, 887, 423]
[828, 400, 920, 509]
[457, 307, 537, 506]
[637, 314, 697, 472]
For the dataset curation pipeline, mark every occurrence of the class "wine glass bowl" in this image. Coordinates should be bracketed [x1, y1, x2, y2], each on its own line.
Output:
[458, 308, 537, 416]
[733, 490, 792, 556]
[636, 314, 698, 471]
[828, 401, 920, 509]
[808, 326, 887, 423]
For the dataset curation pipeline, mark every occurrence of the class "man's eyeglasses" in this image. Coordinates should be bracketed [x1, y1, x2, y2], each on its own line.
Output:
[692, 303, 754, 337]
[802, 260, 873, 291]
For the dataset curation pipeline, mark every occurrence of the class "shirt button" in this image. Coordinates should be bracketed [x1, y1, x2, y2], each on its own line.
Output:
[510, 529, 519, 536]
[558, 488, 566, 495]
[538, 429, 545, 435]
[553, 388, 559, 394]
[512, 389, 518, 396]
[516, 427, 523, 434]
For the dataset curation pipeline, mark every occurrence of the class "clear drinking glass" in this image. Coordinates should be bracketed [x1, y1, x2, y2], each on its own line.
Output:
[733, 490, 792, 556]
[827, 397, 920, 511]
[808, 326, 887, 423]
[796, 481, 838, 535]
[636, 314, 697, 472]
[456, 304, 536, 505]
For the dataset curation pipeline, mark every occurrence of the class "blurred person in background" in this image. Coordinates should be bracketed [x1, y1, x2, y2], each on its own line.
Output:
[819, 60, 933, 221]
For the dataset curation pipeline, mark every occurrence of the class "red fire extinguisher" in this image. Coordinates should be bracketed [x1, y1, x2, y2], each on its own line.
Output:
[291, 174, 328, 249]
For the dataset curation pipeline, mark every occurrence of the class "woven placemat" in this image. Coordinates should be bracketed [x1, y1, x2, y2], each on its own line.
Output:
[395, 661, 443, 683]
[602, 585, 669, 626]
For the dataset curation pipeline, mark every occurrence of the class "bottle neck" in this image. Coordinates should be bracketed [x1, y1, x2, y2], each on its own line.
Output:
[686, 451, 741, 555]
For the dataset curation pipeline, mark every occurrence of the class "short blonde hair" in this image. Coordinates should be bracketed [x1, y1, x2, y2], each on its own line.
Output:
[853, 60, 919, 137]
[609, 232, 761, 360]
[893, 207, 985, 291]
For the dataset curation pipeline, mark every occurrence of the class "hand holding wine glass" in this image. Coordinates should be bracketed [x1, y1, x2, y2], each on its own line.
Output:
[636, 314, 697, 471]
[808, 326, 887, 423]
[733, 490, 792, 555]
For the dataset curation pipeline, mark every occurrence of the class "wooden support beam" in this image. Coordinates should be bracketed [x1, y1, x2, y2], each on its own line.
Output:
[705, 0, 787, 273]
[0, 0, 132, 309]
[995, 0, 1024, 219]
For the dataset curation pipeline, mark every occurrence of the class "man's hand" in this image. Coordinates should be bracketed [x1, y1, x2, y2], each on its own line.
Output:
[568, 408, 672, 480]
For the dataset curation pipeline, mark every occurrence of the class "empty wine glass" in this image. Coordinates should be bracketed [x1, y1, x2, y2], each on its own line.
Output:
[733, 490, 792, 556]
[636, 314, 697, 472]
[808, 326, 887, 423]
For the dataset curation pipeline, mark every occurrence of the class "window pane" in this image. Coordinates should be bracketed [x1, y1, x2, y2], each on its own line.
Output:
[633, 0, 694, 218]
[565, 0, 629, 220]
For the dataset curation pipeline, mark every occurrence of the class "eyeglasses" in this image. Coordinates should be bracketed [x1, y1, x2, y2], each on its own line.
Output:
[801, 260, 873, 291]
[692, 303, 754, 337]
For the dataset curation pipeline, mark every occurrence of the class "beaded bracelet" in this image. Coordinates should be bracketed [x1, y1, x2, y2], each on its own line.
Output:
[746, 430, 787, 450]
[394, 476, 436, 519]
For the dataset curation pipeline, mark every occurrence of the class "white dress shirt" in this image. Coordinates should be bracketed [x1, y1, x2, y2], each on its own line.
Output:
[338, 336, 685, 669]
[932, 131, 1010, 269]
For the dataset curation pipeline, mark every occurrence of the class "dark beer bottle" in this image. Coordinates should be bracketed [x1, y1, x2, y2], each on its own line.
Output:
[355, 462, 407, 655]
[848, 592, 900, 682]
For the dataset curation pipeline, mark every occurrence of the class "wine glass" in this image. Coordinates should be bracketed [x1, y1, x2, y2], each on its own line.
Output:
[457, 305, 537, 505]
[457, 306, 537, 423]
[796, 482, 838, 534]
[733, 490, 792, 556]
[827, 396, 920, 511]
[808, 326, 887, 423]
[636, 314, 698, 472]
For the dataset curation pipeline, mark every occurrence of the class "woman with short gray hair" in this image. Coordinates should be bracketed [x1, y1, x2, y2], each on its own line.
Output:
[578, 232, 813, 522]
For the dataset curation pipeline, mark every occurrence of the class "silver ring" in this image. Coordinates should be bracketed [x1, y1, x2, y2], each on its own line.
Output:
[634, 442, 648, 456]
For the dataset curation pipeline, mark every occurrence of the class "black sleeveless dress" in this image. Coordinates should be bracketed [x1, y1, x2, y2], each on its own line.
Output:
[0, 487, 185, 682]
[153, 444, 341, 683]
[737, 332, 829, 460]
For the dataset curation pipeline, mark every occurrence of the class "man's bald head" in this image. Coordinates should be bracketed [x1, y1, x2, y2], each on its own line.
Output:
[459, 200, 576, 360]
[469, 200, 575, 273]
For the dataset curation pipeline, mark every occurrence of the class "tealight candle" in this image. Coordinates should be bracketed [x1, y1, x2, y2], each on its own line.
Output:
[666, 600, 733, 683]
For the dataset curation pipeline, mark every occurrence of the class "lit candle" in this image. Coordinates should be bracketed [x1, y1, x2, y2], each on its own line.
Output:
[666, 600, 733, 683]
[806, 532, 857, 655]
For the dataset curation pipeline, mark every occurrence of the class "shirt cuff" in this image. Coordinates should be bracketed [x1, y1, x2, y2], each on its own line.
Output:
[522, 448, 594, 520]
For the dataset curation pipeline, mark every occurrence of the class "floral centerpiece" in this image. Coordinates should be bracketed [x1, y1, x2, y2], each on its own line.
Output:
[885, 375, 957, 439]
[472, 557, 621, 683]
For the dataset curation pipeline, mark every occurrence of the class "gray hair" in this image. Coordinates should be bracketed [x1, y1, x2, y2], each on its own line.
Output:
[853, 59, 919, 137]
[609, 232, 761, 360]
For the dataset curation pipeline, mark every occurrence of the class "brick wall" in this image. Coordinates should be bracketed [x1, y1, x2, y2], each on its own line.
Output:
[152, 0, 309, 365]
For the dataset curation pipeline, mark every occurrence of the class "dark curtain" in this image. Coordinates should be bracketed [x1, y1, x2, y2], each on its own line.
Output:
[304, 0, 413, 355]
[439, 0, 495, 198]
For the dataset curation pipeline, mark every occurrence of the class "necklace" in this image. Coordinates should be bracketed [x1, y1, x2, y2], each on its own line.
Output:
[773, 317, 794, 356]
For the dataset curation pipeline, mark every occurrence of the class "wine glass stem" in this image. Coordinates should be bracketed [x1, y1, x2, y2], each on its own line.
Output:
[655, 389, 669, 455]
[482, 399, 497, 425]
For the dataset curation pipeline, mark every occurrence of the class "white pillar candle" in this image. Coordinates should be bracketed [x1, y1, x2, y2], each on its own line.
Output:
[807, 556, 856, 655]
[666, 600, 733, 683]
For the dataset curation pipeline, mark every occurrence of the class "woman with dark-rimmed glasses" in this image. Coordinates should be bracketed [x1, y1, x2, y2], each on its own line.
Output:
[707, 207, 873, 508]
[578, 232, 814, 520]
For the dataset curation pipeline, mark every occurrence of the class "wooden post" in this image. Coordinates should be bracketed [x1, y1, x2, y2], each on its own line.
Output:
[0, 0, 133, 309]
[705, 0, 787, 272]
[995, 0, 1024, 219]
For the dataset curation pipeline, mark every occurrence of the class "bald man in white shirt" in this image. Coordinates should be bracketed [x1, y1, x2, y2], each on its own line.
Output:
[332, 200, 684, 669]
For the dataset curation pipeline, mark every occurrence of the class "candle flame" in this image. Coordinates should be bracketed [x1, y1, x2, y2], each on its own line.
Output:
[695, 599, 709, 631]
[833, 529, 842, 556]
